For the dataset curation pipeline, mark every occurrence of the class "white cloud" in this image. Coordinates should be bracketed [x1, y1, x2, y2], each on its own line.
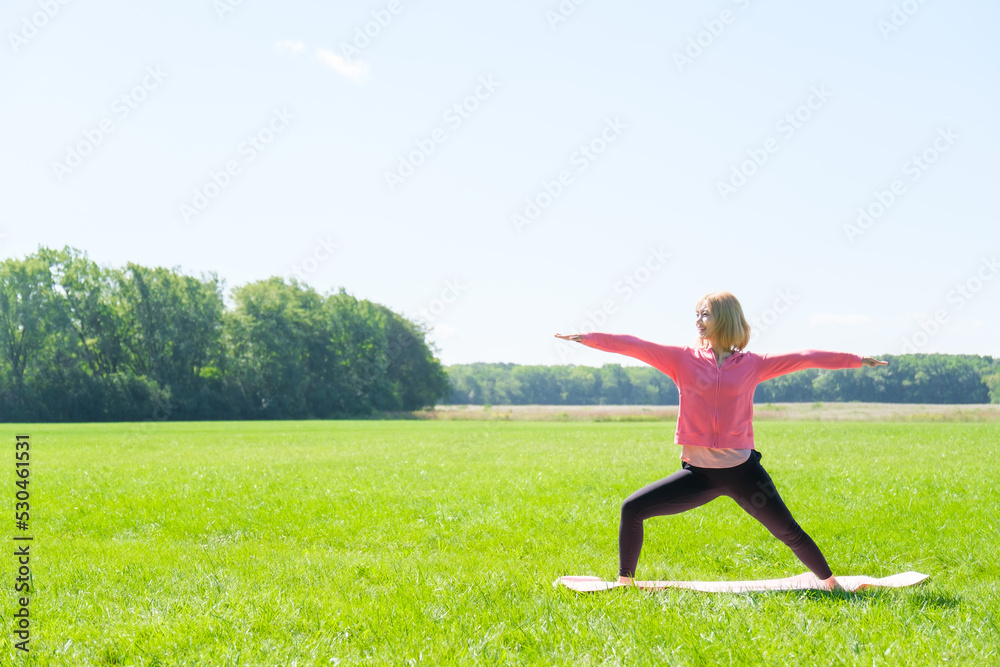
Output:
[809, 313, 874, 326]
[315, 48, 370, 83]
[274, 40, 306, 55]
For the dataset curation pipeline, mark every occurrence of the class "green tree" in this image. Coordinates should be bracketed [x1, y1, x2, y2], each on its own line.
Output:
[44, 247, 125, 377]
[116, 262, 225, 418]
[0, 252, 67, 418]
[369, 304, 451, 410]
[223, 278, 326, 418]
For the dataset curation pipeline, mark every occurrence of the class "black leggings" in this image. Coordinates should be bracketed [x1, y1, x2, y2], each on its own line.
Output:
[618, 450, 833, 580]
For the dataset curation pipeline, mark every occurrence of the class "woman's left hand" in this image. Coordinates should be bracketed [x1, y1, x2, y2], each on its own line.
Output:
[862, 356, 888, 367]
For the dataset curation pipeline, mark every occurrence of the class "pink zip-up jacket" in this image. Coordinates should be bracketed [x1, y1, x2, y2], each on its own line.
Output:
[579, 332, 864, 449]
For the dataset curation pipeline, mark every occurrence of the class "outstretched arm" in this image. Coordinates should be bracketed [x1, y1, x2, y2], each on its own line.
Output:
[554, 332, 681, 379]
[754, 350, 887, 383]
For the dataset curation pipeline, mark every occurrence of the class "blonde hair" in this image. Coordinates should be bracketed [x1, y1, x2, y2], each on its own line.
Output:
[697, 291, 751, 352]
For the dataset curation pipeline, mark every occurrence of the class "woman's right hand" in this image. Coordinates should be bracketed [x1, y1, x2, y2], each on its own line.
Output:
[554, 333, 583, 342]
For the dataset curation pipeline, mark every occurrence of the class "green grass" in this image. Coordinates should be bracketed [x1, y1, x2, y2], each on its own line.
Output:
[4, 420, 999, 665]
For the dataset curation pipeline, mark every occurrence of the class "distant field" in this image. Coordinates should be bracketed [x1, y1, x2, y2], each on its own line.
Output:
[427, 402, 1000, 422]
[6, 420, 1000, 665]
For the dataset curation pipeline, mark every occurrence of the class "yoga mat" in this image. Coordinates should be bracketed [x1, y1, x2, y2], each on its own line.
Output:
[555, 571, 929, 593]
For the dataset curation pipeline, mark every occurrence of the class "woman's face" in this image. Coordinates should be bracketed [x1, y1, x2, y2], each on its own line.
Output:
[695, 301, 712, 340]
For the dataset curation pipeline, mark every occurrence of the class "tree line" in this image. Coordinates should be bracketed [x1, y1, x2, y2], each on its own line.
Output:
[442, 354, 1000, 405]
[0, 247, 450, 422]
[4, 247, 997, 423]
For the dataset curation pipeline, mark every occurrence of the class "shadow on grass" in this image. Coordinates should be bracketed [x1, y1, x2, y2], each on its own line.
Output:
[902, 589, 963, 609]
[781, 585, 958, 608]
[602, 585, 952, 607]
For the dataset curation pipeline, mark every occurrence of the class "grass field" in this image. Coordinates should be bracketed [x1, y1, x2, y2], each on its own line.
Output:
[5, 418, 1000, 665]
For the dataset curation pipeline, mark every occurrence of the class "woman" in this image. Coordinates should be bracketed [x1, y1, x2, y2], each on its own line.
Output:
[554, 291, 887, 591]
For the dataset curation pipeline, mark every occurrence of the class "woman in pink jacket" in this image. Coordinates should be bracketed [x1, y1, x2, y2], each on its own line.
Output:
[555, 291, 887, 591]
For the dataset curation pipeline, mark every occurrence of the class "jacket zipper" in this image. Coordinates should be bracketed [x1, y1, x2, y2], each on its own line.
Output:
[714, 358, 721, 448]
[712, 352, 733, 448]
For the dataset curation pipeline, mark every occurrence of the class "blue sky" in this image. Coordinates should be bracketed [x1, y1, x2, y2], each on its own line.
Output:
[3, 0, 998, 367]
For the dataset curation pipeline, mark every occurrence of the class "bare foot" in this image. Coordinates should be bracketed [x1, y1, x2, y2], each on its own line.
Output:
[822, 575, 847, 592]
[617, 576, 634, 586]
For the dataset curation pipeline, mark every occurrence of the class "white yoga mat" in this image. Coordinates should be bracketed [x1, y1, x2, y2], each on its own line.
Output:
[555, 571, 929, 593]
